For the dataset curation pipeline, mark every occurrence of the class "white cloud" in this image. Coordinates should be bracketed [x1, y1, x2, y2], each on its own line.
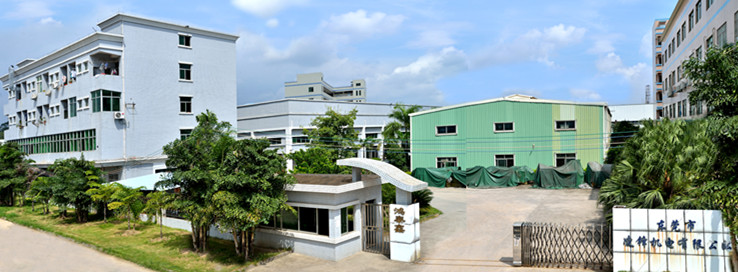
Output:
[471, 24, 586, 68]
[266, 18, 279, 28]
[639, 31, 653, 59]
[322, 10, 405, 38]
[38, 17, 60, 25]
[588, 40, 615, 54]
[3, 1, 53, 20]
[407, 30, 455, 48]
[569, 88, 602, 101]
[231, 0, 305, 17]
[595, 52, 650, 102]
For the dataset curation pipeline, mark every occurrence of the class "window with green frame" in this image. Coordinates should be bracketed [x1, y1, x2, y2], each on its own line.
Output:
[69, 97, 77, 117]
[91, 90, 121, 112]
[9, 129, 96, 154]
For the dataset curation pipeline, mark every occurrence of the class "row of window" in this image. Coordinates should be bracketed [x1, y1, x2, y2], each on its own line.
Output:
[435, 120, 576, 136]
[665, 99, 703, 119]
[260, 206, 355, 236]
[436, 153, 577, 168]
[9, 129, 97, 155]
[8, 90, 118, 127]
[265, 133, 380, 146]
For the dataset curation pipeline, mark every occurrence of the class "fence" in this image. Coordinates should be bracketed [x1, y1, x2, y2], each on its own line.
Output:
[516, 222, 612, 271]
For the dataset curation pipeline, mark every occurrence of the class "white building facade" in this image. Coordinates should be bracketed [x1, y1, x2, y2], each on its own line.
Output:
[285, 73, 366, 102]
[1, 14, 238, 180]
[657, 0, 738, 120]
[609, 104, 656, 124]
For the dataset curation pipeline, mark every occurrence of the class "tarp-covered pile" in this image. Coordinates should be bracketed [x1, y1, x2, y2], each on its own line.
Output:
[412, 165, 535, 188]
[584, 161, 612, 188]
[533, 160, 584, 189]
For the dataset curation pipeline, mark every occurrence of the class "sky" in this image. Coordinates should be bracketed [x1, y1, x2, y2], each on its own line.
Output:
[0, 0, 678, 122]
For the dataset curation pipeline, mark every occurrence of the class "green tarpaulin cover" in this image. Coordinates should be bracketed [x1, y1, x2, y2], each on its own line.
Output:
[410, 167, 453, 188]
[584, 161, 612, 188]
[412, 165, 534, 188]
[533, 160, 584, 189]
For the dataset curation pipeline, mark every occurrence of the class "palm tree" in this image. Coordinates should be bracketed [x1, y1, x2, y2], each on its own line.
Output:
[86, 181, 119, 223]
[382, 104, 423, 171]
[143, 191, 173, 239]
[109, 185, 144, 230]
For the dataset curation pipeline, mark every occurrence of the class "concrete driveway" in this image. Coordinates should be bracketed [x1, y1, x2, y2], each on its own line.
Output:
[255, 185, 604, 272]
[0, 219, 150, 272]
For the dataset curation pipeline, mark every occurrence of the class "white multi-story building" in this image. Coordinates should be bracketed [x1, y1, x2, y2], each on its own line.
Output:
[653, 18, 668, 119]
[284, 72, 366, 102]
[1, 14, 238, 180]
[656, 0, 738, 119]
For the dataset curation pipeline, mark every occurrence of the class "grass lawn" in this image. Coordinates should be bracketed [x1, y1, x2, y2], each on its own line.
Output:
[0, 205, 282, 272]
[420, 205, 442, 222]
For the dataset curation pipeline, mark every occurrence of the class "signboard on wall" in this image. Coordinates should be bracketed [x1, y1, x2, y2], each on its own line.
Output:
[613, 208, 733, 272]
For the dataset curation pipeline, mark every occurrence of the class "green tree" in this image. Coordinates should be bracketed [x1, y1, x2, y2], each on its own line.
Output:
[109, 184, 144, 231]
[211, 139, 294, 261]
[604, 121, 640, 164]
[292, 108, 359, 174]
[27, 176, 53, 214]
[382, 104, 422, 171]
[143, 191, 173, 239]
[0, 142, 32, 206]
[684, 43, 738, 118]
[0, 121, 8, 140]
[599, 119, 716, 219]
[86, 180, 118, 223]
[49, 156, 103, 223]
[159, 110, 233, 252]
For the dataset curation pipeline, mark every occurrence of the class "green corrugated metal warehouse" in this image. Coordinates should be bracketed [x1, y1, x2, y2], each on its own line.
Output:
[410, 94, 612, 170]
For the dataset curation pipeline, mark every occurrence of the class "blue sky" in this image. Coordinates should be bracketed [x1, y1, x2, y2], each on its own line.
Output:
[0, 0, 678, 121]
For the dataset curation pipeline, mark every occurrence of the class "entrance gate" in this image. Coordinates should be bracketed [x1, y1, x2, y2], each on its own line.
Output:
[362, 203, 390, 256]
[517, 222, 613, 271]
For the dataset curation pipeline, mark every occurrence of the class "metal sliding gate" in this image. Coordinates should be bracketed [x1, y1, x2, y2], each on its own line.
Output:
[362, 203, 390, 256]
[518, 222, 613, 271]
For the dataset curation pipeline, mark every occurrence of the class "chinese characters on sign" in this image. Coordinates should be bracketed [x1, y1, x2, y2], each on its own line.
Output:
[620, 218, 731, 253]
[393, 207, 405, 233]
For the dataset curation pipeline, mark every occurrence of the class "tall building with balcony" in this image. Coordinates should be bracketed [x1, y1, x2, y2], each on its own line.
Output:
[657, 0, 738, 120]
[653, 19, 668, 119]
[1, 14, 238, 180]
[284, 72, 366, 102]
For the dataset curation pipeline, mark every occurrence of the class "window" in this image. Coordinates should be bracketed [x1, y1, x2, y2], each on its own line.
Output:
[62, 100, 68, 119]
[178, 34, 191, 47]
[91, 90, 121, 112]
[308, 87, 314, 92]
[436, 125, 457, 135]
[678, 101, 683, 117]
[555, 153, 576, 167]
[269, 138, 282, 145]
[707, 35, 714, 49]
[180, 129, 192, 140]
[436, 157, 457, 168]
[262, 207, 330, 236]
[179, 96, 192, 114]
[682, 99, 688, 117]
[707, 0, 713, 10]
[681, 23, 686, 42]
[179, 63, 192, 80]
[689, 11, 694, 31]
[494, 122, 514, 132]
[495, 154, 514, 167]
[77, 97, 90, 110]
[355, 82, 361, 87]
[8, 129, 96, 154]
[696, 46, 702, 60]
[677, 31, 681, 47]
[341, 206, 355, 234]
[717, 23, 727, 47]
[28, 111, 36, 121]
[696, 1, 702, 23]
[697, 101, 703, 115]
[292, 136, 309, 143]
[555, 120, 576, 130]
[69, 97, 77, 117]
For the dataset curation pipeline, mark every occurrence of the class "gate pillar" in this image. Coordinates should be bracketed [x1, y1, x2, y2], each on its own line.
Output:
[389, 203, 420, 262]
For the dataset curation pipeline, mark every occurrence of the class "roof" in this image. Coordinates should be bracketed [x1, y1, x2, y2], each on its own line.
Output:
[115, 173, 170, 190]
[337, 158, 427, 192]
[409, 94, 608, 117]
[294, 174, 380, 186]
[97, 13, 239, 41]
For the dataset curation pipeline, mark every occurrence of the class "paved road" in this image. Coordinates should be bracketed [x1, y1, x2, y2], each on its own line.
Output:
[256, 185, 605, 272]
[0, 219, 151, 272]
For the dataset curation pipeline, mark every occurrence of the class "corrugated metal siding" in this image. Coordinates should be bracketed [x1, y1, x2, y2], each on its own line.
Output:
[411, 100, 606, 170]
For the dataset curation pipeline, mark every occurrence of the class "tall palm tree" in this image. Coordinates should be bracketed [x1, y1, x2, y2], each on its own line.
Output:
[382, 104, 423, 171]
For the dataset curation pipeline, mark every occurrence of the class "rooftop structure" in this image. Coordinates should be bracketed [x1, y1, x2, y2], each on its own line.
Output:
[284, 72, 366, 102]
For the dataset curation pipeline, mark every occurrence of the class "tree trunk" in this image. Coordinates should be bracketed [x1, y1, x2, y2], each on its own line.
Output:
[127, 212, 131, 230]
[103, 205, 107, 223]
[190, 222, 200, 252]
[232, 231, 241, 255]
[159, 211, 163, 239]
[246, 228, 255, 260]
[243, 230, 248, 262]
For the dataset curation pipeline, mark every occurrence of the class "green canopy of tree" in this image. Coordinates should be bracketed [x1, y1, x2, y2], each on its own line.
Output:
[86, 180, 119, 223]
[109, 184, 144, 230]
[49, 156, 103, 223]
[290, 147, 346, 174]
[382, 104, 422, 171]
[143, 191, 173, 239]
[684, 43, 738, 118]
[604, 121, 640, 164]
[28, 176, 53, 213]
[0, 142, 32, 206]
[292, 108, 359, 174]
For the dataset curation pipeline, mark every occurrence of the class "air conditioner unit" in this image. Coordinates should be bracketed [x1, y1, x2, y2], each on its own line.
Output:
[52, 82, 58, 89]
[114, 111, 125, 119]
[31, 93, 38, 100]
